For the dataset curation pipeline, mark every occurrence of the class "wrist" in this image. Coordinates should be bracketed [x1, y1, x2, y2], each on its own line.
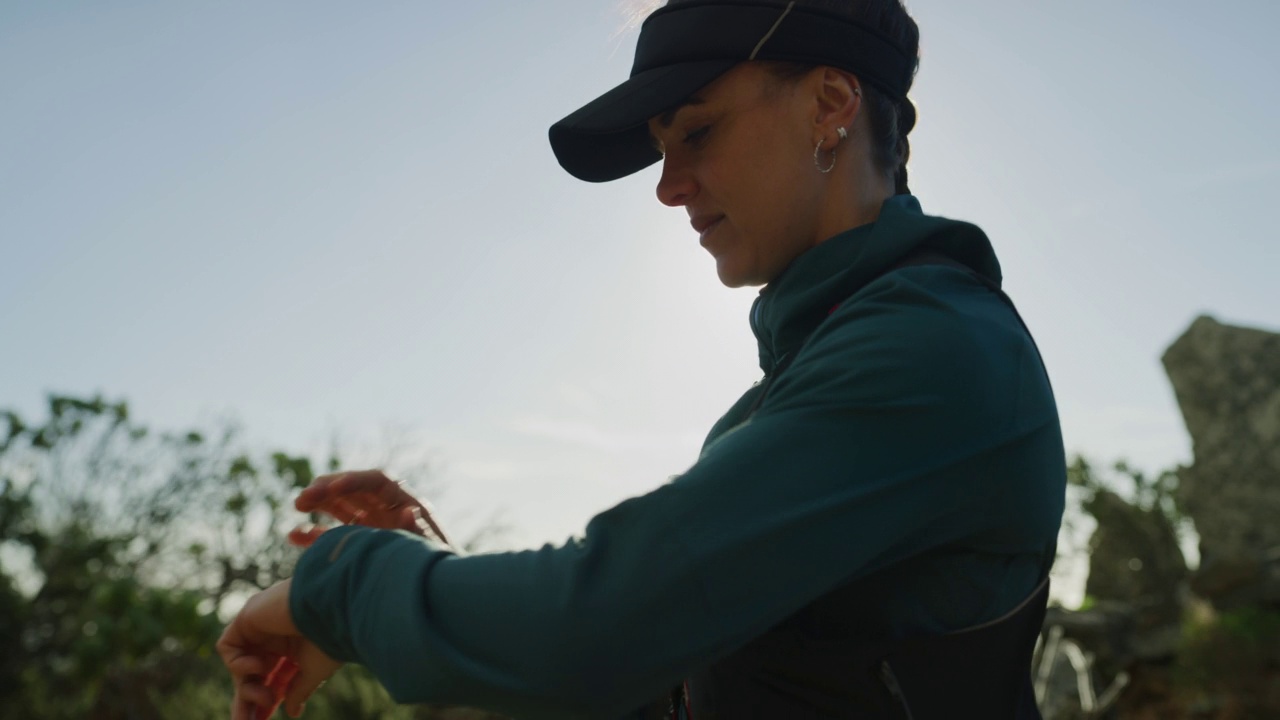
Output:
[290, 526, 367, 663]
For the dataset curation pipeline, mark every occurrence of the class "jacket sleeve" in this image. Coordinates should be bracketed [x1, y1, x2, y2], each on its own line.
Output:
[288, 280, 1061, 720]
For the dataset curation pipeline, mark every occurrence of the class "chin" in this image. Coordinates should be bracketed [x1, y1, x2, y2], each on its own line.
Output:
[715, 262, 765, 289]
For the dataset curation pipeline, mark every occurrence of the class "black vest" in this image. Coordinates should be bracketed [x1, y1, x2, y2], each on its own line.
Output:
[683, 576, 1048, 719]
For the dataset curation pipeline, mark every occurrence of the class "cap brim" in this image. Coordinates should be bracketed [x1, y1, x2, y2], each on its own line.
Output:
[549, 60, 737, 183]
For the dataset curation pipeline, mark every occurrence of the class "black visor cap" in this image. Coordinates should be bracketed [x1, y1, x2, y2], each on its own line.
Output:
[548, 59, 736, 183]
[549, 1, 915, 183]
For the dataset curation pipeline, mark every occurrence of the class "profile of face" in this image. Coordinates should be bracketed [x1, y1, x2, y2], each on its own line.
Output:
[647, 62, 865, 288]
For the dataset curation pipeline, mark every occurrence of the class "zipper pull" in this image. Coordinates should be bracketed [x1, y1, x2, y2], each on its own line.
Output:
[879, 660, 915, 720]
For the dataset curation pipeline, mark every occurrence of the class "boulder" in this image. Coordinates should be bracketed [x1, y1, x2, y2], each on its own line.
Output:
[1162, 315, 1280, 608]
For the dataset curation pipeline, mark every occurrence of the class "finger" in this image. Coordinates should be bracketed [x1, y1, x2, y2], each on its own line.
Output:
[300, 470, 418, 513]
[287, 525, 328, 547]
[327, 493, 381, 523]
[331, 469, 400, 497]
[218, 624, 259, 673]
[400, 506, 424, 534]
[265, 656, 299, 688]
[283, 673, 320, 718]
[283, 645, 341, 718]
[328, 496, 368, 524]
[234, 680, 275, 717]
[408, 505, 451, 545]
[226, 653, 272, 681]
[293, 471, 350, 512]
[298, 471, 446, 539]
[218, 621, 288, 670]
[299, 495, 365, 525]
[264, 656, 299, 717]
[296, 469, 389, 512]
[405, 507, 440, 542]
[220, 580, 299, 661]
[371, 476, 417, 506]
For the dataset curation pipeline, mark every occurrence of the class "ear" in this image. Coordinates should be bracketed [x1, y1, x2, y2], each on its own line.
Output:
[810, 67, 862, 143]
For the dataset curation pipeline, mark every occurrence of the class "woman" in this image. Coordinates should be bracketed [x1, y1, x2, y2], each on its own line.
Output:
[218, 1, 1066, 718]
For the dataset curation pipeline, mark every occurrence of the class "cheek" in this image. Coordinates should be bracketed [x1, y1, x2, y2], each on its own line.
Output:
[710, 119, 815, 247]
[745, 142, 813, 230]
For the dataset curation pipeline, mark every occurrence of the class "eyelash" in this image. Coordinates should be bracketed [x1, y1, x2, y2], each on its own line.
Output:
[683, 125, 711, 146]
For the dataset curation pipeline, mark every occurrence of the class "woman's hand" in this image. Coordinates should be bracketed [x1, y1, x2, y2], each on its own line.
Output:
[288, 469, 451, 548]
[217, 579, 341, 719]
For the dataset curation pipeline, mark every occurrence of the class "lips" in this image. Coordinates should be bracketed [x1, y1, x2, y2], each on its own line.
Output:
[690, 213, 725, 243]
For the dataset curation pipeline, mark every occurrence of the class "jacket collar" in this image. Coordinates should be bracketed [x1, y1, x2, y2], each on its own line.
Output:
[749, 195, 1003, 374]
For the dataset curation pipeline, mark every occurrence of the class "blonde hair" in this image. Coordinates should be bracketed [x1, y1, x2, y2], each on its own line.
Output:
[619, 0, 664, 32]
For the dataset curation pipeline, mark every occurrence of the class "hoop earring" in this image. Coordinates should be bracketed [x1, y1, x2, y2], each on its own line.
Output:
[813, 127, 847, 174]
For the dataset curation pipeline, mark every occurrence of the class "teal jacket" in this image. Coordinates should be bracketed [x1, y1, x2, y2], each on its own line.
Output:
[289, 196, 1066, 719]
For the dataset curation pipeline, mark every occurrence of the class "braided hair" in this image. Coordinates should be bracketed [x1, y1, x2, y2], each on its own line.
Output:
[660, 0, 921, 194]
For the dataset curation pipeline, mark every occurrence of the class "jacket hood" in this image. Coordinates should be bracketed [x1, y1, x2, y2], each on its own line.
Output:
[750, 195, 1002, 373]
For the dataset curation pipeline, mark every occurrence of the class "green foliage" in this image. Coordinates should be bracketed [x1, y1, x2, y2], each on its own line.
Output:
[0, 392, 463, 718]
[1174, 607, 1280, 714]
[1067, 455, 1184, 524]
[272, 452, 315, 490]
[1063, 454, 1194, 580]
[1064, 455, 1280, 716]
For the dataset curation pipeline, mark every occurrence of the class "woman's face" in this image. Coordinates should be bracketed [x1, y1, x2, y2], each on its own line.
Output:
[648, 63, 826, 288]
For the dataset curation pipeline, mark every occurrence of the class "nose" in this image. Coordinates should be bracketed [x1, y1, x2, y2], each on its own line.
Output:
[655, 153, 696, 207]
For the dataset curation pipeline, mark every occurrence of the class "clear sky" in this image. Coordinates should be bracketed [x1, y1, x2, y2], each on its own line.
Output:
[2, 1, 1277, 590]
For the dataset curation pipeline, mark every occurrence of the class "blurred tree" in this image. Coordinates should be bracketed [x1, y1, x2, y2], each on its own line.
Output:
[1067, 457, 1190, 625]
[1050, 456, 1280, 717]
[0, 393, 502, 719]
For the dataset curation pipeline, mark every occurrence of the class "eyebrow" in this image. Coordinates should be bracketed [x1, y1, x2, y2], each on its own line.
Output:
[658, 96, 705, 129]
[649, 96, 706, 152]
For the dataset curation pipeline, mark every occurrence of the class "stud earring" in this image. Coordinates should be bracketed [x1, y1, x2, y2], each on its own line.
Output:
[814, 127, 848, 173]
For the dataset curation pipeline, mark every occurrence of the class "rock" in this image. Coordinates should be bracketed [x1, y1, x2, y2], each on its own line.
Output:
[1083, 489, 1188, 630]
[1162, 315, 1280, 609]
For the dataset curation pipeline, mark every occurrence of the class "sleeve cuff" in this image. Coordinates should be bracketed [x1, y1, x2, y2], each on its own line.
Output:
[288, 525, 453, 666]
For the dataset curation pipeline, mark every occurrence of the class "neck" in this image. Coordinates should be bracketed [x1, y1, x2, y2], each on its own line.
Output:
[813, 168, 895, 246]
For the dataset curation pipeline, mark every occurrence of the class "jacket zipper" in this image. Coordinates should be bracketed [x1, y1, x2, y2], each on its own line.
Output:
[664, 682, 691, 720]
[743, 351, 795, 420]
[879, 660, 915, 720]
